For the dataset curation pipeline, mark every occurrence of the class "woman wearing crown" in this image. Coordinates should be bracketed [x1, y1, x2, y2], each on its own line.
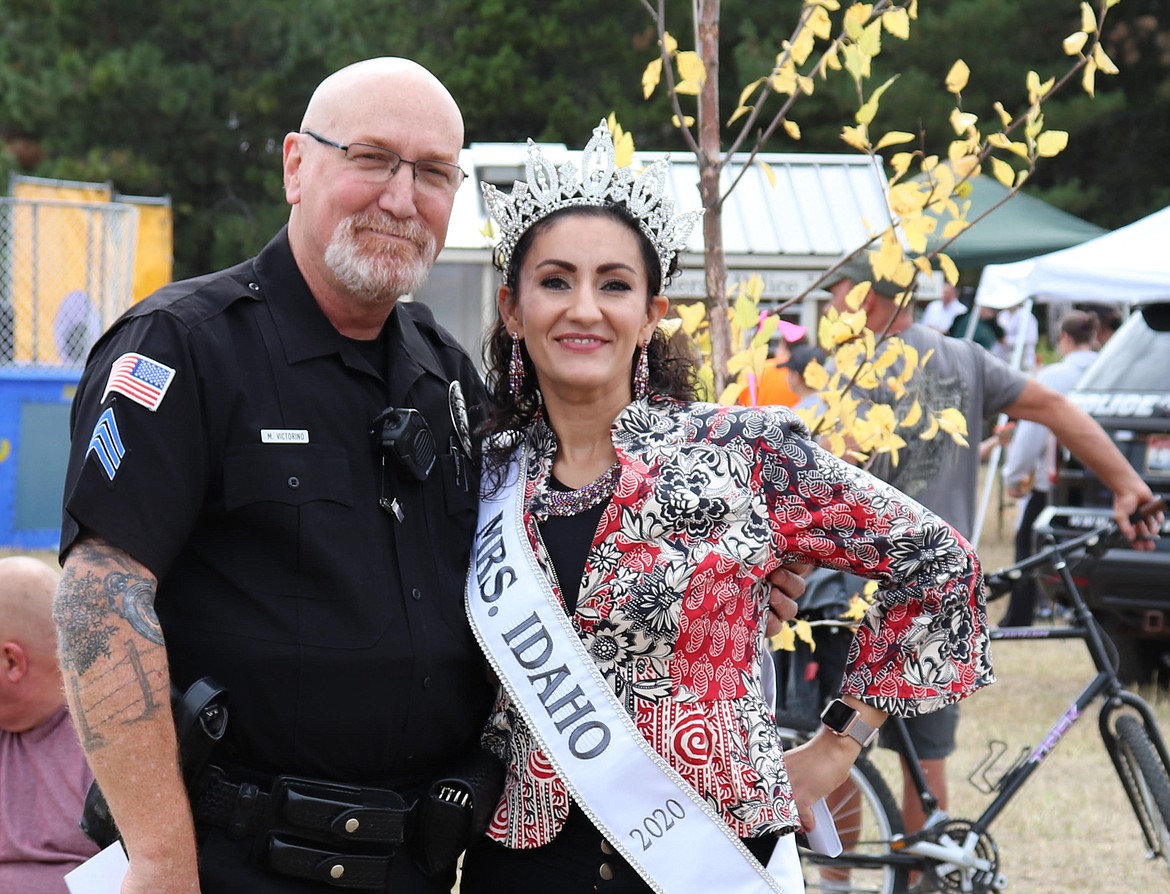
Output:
[460, 121, 992, 893]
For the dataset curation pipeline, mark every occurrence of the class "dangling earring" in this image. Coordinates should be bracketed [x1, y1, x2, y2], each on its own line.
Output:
[633, 339, 650, 400]
[509, 332, 525, 399]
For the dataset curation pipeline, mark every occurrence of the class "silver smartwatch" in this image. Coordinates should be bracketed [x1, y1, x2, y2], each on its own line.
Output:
[820, 698, 879, 747]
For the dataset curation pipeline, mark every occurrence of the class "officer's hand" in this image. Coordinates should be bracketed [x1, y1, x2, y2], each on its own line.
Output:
[766, 563, 810, 636]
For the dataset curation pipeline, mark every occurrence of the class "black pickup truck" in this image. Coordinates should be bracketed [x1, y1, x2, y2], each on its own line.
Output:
[1042, 302, 1170, 684]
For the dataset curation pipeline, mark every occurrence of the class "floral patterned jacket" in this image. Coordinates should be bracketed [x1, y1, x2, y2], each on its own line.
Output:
[480, 398, 992, 847]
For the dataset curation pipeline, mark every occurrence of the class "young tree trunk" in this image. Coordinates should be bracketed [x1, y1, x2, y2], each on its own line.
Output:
[696, 0, 730, 393]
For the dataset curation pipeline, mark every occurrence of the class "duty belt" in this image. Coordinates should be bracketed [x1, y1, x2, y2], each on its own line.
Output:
[193, 767, 415, 890]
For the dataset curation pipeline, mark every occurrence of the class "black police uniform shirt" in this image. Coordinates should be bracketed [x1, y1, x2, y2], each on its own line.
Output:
[61, 228, 493, 789]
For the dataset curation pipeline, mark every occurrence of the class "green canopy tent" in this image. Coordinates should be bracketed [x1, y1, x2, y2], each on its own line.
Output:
[923, 174, 1106, 268]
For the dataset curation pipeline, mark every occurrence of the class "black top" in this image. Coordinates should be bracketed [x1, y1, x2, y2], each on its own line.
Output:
[536, 484, 608, 614]
[61, 229, 492, 787]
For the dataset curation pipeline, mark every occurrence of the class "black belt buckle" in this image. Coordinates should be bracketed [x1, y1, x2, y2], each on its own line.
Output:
[263, 834, 392, 890]
[270, 775, 410, 848]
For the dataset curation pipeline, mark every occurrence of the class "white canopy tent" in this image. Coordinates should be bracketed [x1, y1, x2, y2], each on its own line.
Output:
[975, 204, 1170, 310]
[969, 204, 1170, 546]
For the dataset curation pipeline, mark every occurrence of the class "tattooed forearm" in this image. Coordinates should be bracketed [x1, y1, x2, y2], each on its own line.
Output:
[54, 536, 170, 751]
[53, 565, 119, 676]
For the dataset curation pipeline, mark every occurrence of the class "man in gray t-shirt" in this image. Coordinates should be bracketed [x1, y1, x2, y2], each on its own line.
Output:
[818, 257, 1157, 835]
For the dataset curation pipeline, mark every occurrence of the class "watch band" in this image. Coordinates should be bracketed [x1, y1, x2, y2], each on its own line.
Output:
[820, 698, 879, 748]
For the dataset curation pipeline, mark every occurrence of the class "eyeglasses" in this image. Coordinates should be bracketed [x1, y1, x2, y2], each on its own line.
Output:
[302, 130, 467, 196]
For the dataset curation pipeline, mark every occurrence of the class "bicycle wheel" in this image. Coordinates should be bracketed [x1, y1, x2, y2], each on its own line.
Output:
[798, 751, 910, 894]
[1115, 713, 1170, 872]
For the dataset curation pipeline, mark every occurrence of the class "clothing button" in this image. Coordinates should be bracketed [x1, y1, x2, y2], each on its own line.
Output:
[411, 587, 422, 601]
[344, 818, 360, 833]
[598, 863, 614, 881]
[600, 840, 614, 854]
[248, 282, 261, 292]
[330, 863, 345, 879]
[423, 676, 432, 689]
[287, 476, 300, 489]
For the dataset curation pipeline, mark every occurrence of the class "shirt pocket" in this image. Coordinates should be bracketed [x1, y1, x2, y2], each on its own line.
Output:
[219, 443, 358, 615]
[223, 443, 353, 512]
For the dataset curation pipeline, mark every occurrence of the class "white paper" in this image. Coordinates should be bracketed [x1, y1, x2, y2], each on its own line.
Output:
[64, 841, 128, 894]
[806, 797, 843, 857]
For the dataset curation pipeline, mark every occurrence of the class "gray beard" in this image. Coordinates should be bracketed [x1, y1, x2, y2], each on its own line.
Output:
[324, 214, 436, 304]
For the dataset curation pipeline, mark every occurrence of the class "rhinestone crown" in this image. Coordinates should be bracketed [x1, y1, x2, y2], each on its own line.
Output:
[481, 119, 701, 285]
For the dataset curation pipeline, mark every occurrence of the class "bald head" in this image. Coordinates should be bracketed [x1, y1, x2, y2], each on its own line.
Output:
[0, 556, 59, 652]
[300, 57, 463, 144]
[0, 556, 63, 732]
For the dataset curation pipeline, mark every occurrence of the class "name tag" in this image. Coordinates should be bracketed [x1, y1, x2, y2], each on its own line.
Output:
[261, 429, 309, 443]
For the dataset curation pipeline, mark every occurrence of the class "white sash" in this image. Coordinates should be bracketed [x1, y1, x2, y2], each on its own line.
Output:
[466, 445, 803, 894]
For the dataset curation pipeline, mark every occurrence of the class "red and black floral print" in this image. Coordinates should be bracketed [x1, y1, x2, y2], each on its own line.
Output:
[481, 397, 991, 847]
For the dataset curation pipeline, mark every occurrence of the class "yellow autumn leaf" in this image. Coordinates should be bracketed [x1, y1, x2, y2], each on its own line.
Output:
[809, 6, 833, 39]
[718, 382, 745, 406]
[945, 60, 970, 94]
[773, 623, 796, 652]
[675, 80, 702, 97]
[990, 156, 1015, 188]
[882, 8, 910, 39]
[840, 124, 870, 151]
[1063, 31, 1089, 56]
[783, 119, 802, 140]
[1082, 58, 1098, 97]
[676, 50, 707, 87]
[794, 619, 816, 649]
[920, 413, 940, 441]
[791, 23, 816, 66]
[844, 595, 870, 621]
[804, 360, 829, 391]
[842, 45, 870, 83]
[675, 302, 707, 335]
[737, 78, 765, 111]
[1080, 1, 1097, 33]
[642, 59, 662, 100]
[901, 399, 923, 428]
[936, 407, 970, 444]
[875, 130, 915, 151]
[845, 280, 871, 312]
[900, 214, 935, 254]
[1036, 130, 1069, 158]
[949, 109, 978, 136]
[938, 253, 959, 285]
[888, 152, 915, 180]
[1093, 43, 1119, 75]
[662, 32, 679, 56]
[671, 114, 696, 128]
[657, 317, 682, 338]
[992, 102, 1012, 128]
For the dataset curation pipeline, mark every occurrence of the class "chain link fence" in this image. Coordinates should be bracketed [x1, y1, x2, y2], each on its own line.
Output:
[0, 196, 140, 369]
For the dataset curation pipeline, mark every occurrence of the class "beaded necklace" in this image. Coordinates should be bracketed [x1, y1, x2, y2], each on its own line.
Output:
[541, 462, 621, 517]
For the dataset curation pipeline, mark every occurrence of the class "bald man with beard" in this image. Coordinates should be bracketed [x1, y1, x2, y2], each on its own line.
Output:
[0, 556, 97, 892]
[53, 58, 493, 894]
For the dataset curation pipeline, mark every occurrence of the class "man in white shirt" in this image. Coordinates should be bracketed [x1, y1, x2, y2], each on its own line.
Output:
[920, 282, 964, 333]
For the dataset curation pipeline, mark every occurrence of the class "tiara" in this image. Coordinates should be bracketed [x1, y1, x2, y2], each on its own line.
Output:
[481, 119, 701, 285]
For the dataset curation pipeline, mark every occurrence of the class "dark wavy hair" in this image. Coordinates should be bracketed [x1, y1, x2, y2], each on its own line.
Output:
[479, 204, 698, 466]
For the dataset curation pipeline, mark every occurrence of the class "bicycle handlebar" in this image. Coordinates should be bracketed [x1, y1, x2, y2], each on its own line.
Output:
[983, 496, 1166, 597]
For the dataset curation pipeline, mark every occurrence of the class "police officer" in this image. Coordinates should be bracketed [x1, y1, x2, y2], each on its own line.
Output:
[54, 58, 492, 894]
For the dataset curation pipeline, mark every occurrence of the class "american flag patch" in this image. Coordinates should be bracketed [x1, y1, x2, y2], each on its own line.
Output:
[102, 352, 176, 411]
[86, 407, 125, 480]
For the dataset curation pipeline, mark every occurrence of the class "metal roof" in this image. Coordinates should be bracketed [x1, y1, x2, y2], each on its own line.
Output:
[445, 143, 894, 269]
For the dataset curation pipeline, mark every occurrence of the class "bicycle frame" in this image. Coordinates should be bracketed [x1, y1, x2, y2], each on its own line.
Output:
[888, 525, 1170, 870]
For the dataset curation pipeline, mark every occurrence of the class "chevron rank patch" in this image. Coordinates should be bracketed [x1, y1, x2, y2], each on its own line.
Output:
[86, 406, 126, 480]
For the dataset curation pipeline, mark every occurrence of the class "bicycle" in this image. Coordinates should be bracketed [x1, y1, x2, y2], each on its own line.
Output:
[778, 496, 1170, 894]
